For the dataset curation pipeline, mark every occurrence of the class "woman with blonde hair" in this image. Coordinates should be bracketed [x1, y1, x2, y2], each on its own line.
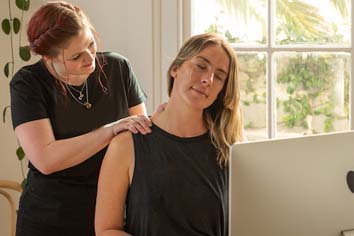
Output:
[95, 33, 244, 236]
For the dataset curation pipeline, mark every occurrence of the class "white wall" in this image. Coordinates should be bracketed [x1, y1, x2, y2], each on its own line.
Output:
[70, 0, 156, 111]
[68, 0, 185, 111]
[0, 0, 182, 235]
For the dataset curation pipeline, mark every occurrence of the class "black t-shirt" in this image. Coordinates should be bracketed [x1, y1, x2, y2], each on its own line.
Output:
[126, 124, 229, 236]
[10, 52, 146, 232]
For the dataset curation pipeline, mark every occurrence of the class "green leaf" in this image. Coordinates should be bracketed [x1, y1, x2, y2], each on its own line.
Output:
[13, 18, 21, 34]
[19, 46, 31, 61]
[2, 105, 10, 123]
[16, 146, 25, 161]
[16, 0, 30, 11]
[1, 19, 11, 34]
[4, 62, 9, 78]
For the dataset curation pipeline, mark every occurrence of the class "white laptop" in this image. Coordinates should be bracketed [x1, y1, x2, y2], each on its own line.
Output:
[230, 131, 354, 236]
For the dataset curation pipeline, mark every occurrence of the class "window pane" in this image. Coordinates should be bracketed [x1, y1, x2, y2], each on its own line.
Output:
[274, 52, 350, 138]
[238, 52, 267, 140]
[275, 0, 351, 46]
[191, 0, 267, 46]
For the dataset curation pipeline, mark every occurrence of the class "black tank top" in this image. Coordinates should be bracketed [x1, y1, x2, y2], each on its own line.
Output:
[125, 124, 229, 236]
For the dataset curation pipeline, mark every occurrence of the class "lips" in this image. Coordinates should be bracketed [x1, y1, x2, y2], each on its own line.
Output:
[191, 87, 208, 98]
[83, 61, 94, 68]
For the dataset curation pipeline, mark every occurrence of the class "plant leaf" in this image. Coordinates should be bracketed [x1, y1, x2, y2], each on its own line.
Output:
[19, 46, 31, 61]
[2, 105, 10, 123]
[16, 0, 30, 11]
[16, 146, 25, 161]
[4, 62, 10, 78]
[13, 17, 21, 34]
[1, 19, 11, 35]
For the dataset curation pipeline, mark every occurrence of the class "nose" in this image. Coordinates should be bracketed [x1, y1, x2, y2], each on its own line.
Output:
[201, 72, 214, 86]
[84, 49, 94, 63]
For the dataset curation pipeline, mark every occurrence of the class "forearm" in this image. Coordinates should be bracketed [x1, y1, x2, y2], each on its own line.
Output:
[29, 125, 113, 175]
[16, 103, 149, 175]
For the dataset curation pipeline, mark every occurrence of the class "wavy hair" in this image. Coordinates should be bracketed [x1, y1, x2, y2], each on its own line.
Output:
[26, 1, 108, 93]
[27, 1, 96, 56]
[167, 33, 244, 167]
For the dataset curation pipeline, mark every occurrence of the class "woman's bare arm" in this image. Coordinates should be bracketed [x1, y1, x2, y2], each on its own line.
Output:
[14, 103, 148, 175]
[95, 131, 134, 236]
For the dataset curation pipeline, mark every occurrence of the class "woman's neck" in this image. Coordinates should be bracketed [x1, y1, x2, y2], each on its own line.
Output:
[151, 100, 207, 137]
[42, 59, 88, 86]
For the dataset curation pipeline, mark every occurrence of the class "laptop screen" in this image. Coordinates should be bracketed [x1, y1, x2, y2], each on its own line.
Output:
[230, 131, 354, 236]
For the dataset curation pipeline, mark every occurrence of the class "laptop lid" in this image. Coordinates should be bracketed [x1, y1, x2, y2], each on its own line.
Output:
[230, 131, 354, 236]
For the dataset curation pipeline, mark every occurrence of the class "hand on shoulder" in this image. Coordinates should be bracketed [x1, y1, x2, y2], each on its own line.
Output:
[105, 115, 152, 137]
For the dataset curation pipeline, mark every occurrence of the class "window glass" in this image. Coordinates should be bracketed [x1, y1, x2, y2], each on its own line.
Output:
[238, 52, 267, 140]
[275, 52, 350, 137]
[275, 0, 350, 46]
[192, 0, 267, 46]
[191, 0, 352, 140]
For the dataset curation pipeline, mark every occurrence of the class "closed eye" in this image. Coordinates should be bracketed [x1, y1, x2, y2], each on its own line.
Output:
[216, 73, 226, 81]
[215, 75, 223, 81]
[69, 40, 95, 61]
[71, 54, 81, 60]
[197, 64, 207, 70]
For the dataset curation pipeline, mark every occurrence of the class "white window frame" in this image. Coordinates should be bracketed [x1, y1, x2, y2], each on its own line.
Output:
[158, 0, 353, 138]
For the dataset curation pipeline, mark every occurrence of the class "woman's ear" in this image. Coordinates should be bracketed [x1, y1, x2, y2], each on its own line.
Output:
[170, 65, 178, 79]
[42, 55, 52, 64]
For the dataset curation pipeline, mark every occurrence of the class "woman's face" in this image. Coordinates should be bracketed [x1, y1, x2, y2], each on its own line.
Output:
[170, 44, 229, 110]
[50, 27, 97, 83]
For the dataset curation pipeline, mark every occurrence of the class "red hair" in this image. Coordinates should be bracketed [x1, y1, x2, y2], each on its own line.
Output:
[27, 1, 95, 57]
[27, 1, 109, 94]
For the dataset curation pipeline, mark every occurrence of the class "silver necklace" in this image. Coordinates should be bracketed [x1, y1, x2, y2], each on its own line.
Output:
[65, 80, 92, 109]
[67, 83, 85, 100]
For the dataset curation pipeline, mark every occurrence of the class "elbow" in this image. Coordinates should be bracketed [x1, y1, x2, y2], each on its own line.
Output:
[35, 164, 55, 175]
[38, 167, 55, 175]
[29, 157, 56, 175]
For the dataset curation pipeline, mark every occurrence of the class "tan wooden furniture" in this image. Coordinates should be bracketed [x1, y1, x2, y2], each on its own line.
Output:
[0, 180, 23, 236]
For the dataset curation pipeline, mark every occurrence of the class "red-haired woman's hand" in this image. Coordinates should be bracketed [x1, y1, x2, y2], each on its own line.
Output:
[107, 115, 152, 136]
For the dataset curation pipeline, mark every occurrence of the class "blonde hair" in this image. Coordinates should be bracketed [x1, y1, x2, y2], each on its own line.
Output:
[167, 33, 244, 167]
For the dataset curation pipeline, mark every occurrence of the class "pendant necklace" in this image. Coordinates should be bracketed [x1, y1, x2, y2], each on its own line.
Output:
[67, 83, 85, 100]
[65, 80, 92, 109]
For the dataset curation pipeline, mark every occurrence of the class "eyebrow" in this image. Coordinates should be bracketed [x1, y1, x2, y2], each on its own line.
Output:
[196, 56, 228, 75]
[67, 38, 95, 60]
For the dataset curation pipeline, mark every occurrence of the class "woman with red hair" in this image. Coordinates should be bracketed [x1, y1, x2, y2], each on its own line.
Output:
[10, 1, 151, 235]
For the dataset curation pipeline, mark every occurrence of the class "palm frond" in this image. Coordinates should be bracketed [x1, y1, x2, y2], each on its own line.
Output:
[217, 0, 251, 23]
[330, 0, 350, 20]
[277, 0, 330, 38]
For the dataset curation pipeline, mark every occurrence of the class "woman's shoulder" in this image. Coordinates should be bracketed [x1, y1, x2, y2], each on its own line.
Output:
[108, 131, 134, 162]
[10, 60, 46, 86]
[97, 51, 130, 65]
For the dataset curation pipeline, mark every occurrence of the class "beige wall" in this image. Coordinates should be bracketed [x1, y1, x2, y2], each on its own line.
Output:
[0, 0, 182, 235]
[0, 1, 43, 235]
